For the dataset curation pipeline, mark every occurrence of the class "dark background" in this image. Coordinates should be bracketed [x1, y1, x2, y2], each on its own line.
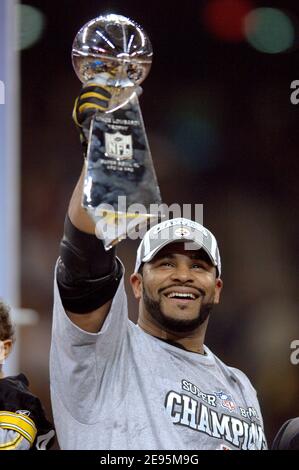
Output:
[20, 0, 299, 446]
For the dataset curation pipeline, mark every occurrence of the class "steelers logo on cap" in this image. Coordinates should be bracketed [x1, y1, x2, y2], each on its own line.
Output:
[174, 227, 191, 238]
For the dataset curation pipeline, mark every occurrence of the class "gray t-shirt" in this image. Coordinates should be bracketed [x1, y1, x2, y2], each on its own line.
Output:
[50, 269, 267, 450]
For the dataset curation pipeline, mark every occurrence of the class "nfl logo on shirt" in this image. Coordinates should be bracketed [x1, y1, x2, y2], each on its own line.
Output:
[215, 391, 236, 412]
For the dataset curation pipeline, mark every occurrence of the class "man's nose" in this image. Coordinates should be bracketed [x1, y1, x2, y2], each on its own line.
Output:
[170, 263, 194, 282]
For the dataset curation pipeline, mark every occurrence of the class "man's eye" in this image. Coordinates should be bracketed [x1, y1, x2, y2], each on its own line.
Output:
[192, 263, 205, 269]
[160, 262, 173, 267]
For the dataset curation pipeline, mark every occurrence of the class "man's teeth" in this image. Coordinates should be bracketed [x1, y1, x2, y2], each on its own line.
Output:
[167, 292, 196, 299]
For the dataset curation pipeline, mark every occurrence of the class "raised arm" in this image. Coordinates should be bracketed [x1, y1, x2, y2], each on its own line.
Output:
[56, 85, 123, 332]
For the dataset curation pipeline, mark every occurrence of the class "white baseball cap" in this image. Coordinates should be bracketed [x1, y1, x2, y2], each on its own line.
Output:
[134, 218, 221, 276]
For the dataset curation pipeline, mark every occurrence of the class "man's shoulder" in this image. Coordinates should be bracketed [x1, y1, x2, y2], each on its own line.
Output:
[206, 347, 256, 392]
[227, 366, 256, 391]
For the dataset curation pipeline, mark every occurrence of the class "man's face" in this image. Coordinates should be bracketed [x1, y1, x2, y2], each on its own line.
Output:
[131, 242, 223, 334]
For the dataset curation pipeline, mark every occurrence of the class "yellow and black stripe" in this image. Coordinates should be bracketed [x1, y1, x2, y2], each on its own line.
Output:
[0, 411, 37, 448]
[73, 84, 113, 126]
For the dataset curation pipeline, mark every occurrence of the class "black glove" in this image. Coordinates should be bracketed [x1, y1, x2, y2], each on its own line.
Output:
[72, 80, 113, 155]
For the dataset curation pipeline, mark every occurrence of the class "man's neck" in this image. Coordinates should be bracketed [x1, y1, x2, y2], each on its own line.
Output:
[137, 315, 207, 355]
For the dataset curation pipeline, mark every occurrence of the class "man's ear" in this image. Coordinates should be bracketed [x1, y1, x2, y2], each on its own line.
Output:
[214, 278, 223, 304]
[0, 339, 13, 363]
[130, 273, 143, 300]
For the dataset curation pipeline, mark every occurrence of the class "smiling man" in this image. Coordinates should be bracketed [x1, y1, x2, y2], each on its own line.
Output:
[51, 189, 267, 450]
[130, 222, 223, 355]
[50, 85, 267, 450]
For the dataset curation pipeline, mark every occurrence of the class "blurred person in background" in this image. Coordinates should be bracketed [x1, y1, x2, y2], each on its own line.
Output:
[272, 418, 299, 450]
[0, 300, 55, 450]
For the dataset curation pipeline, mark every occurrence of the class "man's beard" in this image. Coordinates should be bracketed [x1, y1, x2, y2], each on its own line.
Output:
[142, 286, 213, 334]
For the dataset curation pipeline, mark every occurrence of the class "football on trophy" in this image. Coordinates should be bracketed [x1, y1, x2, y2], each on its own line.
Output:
[72, 14, 153, 111]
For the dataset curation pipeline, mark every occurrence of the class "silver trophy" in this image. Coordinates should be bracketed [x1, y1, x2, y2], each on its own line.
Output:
[72, 14, 162, 248]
